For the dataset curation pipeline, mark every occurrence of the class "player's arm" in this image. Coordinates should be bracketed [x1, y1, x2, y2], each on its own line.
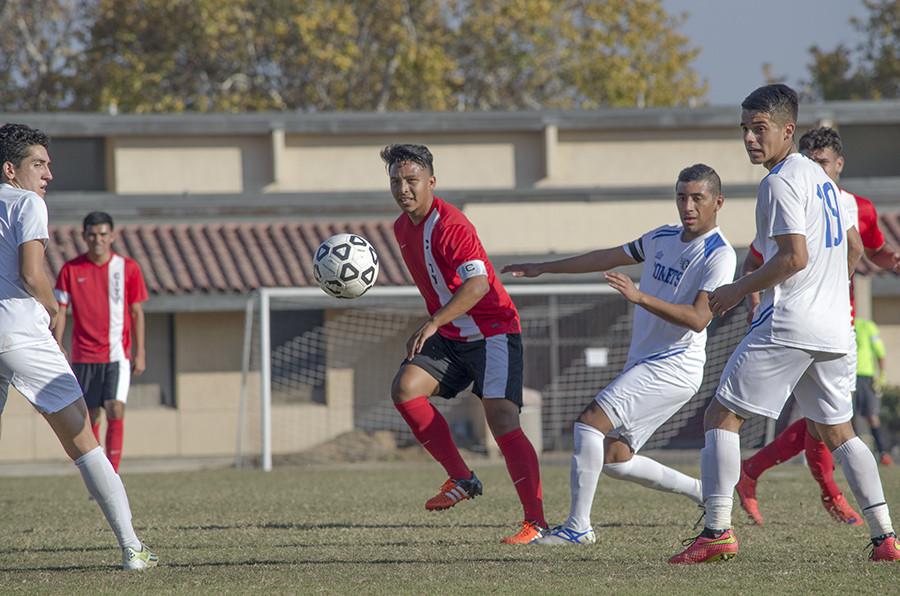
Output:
[502, 247, 637, 278]
[709, 234, 806, 317]
[604, 271, 713, 332]
[53, 303, 69, 357]
[847, 225, 863, 278]
[406, 275, 489, 359]
[741, 247, 764, 324]
[19, 240, 58, 328]
[131, 302, 146, 376]
[865, 241, 900, 273]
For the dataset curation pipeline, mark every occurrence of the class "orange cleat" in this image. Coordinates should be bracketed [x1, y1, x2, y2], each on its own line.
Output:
[869, 533, 900, 561]
[880, 453, 894, 466]
[735, 467, 764, 525]
[425, 472, 482, 511]
[501, 520, 545, 545]
[822, 494, 863, 526]
[669, 529, 738, 564]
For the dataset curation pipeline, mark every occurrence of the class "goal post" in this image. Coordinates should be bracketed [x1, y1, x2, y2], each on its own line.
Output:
[239, 284, 766, 471]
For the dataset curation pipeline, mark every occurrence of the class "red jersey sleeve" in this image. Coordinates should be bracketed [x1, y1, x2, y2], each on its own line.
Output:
[855, 196, 886, 251]
[54, 262, 72, 306]
[439, 224, 485, 273]
[126, 261, 148, 304]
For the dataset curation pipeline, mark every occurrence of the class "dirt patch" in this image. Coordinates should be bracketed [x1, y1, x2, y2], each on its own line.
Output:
[273, 430, 436, 465]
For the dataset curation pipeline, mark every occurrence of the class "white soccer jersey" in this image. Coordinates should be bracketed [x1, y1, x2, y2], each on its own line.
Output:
[749, 153, 851, 353]
[622, 225, 737, 368]
[0, 183, 53, 352]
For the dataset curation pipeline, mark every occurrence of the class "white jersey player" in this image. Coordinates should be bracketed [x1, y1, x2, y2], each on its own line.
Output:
[503, 164, 736, 545]
[671, 84, 898, 565]
[0, 123, 158, 570]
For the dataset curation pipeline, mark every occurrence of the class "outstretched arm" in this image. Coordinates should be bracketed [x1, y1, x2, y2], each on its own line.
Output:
[866, 241, 900, 273]
[604, 272, 713, 333]
[502, 247, 638, 278]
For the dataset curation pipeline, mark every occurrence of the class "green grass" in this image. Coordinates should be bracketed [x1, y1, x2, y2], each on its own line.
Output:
[0, 457, 897, 594]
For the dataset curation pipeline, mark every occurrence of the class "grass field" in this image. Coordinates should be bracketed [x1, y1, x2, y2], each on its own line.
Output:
[0, 455, 897, 594]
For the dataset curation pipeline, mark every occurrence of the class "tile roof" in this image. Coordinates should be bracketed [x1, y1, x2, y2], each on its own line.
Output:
[46, 220, 412, 295]
[45, 212, 900, 297]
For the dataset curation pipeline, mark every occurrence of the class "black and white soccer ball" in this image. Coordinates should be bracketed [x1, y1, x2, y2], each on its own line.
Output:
[313, 233, 379, 299]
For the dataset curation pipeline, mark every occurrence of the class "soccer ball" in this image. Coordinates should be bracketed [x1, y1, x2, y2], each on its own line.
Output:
[313, 233, 379, 299]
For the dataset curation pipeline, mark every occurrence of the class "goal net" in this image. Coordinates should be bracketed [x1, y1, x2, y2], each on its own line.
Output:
[239, 285, 773, 470]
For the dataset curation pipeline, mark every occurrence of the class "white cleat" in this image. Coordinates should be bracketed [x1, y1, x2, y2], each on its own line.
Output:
[122, 542, 159, 571]
[534, 525, 596, 545]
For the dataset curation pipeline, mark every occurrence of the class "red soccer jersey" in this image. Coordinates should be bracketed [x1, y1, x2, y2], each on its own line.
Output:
[394, 197, 520, 341]
[848, 191, 886, 322]
[55, 253, 148, 363]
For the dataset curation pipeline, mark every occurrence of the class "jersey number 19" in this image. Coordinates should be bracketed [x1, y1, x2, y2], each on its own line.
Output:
[817, 181, 843, 248]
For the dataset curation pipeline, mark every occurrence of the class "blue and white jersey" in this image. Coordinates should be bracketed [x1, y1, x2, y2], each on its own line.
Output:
[622, 225, 736, 369]
[749, 153, 851, 354]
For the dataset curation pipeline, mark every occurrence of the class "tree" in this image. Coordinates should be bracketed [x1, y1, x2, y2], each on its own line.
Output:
[0, 0, 89, 111]
[805, 0, 899, 100]
[0, 0, 706, 112]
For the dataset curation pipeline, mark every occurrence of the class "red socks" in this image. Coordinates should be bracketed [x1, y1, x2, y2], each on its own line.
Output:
[804, 427, 841, 500]
[91, 421, 101, 443]
[106, 418, 124, 473]
[496, 428, 547, 528]
[395, 397, 470, 480]
[743, 418, 806, 479]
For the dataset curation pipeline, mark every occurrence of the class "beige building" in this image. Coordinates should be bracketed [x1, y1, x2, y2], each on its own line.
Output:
[2, 103, 899, 462]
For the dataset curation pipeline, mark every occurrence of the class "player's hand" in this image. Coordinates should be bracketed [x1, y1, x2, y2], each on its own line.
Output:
[709, 282, 744, 317]
[406, 319, 439, 361]
[891, 252, 900, 274]
[132, 353, 146, 377]
[745, 292, 761, 325]
[501, 263, 543, 278]
[57, 344, 69, 361]
[604, 272, 641, 304]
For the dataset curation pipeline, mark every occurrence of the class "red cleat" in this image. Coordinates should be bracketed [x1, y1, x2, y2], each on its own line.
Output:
[736, 466, 763, 525]
[880, 453, 894, 466]
[822, 494, 863, 526]
[669, 529, 738, 564]
[870, 533, 900, 561]
[425, 472, 483, 511]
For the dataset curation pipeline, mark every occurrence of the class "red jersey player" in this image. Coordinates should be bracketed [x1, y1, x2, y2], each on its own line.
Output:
[736, 126, 900, 527]
[382, 143, 547, 544]
[54, 211, 148, 473]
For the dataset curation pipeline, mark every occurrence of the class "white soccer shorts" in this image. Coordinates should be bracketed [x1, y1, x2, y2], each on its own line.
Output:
[716, 324, 853, 425]
[0, 337, 82, 414]
[594, 349, 704, 453]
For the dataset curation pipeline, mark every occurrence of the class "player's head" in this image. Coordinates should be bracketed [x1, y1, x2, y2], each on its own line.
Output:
[675, 164, 724, 239]
[0, 123, 52, 197]
[381, 144, 436, 221]
[82, 211, 116, 259]
[798, 126, 844, 184]
[740, 84, 798, 169]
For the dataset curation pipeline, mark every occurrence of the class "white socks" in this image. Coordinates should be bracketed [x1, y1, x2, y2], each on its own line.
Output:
[833, 437, 894, 537]
[701, 429, 741, 531]
[75, 447, 141, 550]
[565, 422, 605, 532]
[604, 455, 703, 505]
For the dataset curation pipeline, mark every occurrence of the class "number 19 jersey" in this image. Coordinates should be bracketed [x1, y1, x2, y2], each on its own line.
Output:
[750, 153, 851, 354]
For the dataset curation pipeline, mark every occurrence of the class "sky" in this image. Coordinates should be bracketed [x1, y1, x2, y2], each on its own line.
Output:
[661, 0, 868, 105]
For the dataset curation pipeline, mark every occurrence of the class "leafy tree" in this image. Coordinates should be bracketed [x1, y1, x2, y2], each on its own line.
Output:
[805, 0, 899, 100]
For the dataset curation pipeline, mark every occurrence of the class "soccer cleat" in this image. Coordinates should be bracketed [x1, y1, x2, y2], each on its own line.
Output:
[534, 524, 596, 545]
[501, 520, 545, 544]
[880, 453, 894, 466]
[122, 543, 158, 571]
[735, 467, 764, 525]
[822, 494, 863, 526]
[668, 529, 738, 564]
[425, 471, 483, 511]
[869, 533, 900, 561]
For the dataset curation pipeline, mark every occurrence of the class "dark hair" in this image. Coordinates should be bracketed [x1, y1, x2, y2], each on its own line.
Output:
[83, 211, 114, 231]
[741, 84, 799, 125]
[677, 163, 722, 197]
[380, 144, 434, 175]
[798, 126, 843, 157]
[0, 123, 50, 179]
